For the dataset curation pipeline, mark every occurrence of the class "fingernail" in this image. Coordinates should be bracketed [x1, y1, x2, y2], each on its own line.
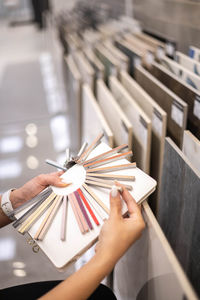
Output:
[111, 185, 118, 197]
[60, 182, 72, 187]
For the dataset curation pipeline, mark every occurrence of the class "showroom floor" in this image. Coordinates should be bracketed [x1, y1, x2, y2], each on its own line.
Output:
[0, 12, 75, 289]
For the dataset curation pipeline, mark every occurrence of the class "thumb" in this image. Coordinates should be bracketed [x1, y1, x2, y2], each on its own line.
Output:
[109, 185, 122, 219]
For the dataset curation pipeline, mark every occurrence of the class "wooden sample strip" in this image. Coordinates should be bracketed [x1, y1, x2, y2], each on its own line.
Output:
[86, 162, 136, 173]
[120, 70, 167, 213]
[18, 192, 56, 234]
[114, 201, 198, 300]
[13, 192, 50, 228]
[83, 144, 128, 166]
[34, 195, 61, 240]
[84, 151, 133, 169]
[97, 79, 133, 151]
[68, 194, 85, 234]
[86, 173, 135, 181]
[86, 176, 133, 190]
[77, 132, 104, 163]
[60, 196, 68, 241]
[37, 196, 63, 241]
[135, 65, 188, 147]
[109, 76, 152, 173]
[81, 84, 114, 149]
[182, 130, 200, 174]
[150, 61, 200, 140]
[159, 137, 200, 298]
[82, 183, 109, 215]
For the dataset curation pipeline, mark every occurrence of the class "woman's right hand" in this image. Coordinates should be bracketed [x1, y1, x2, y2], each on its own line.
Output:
[95, 183, 145, 266]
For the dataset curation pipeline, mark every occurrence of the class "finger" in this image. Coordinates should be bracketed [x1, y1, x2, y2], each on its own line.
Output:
[115, 182, 142, 218]
[37, 174, 70, 188]
[109, 185, 122, 219]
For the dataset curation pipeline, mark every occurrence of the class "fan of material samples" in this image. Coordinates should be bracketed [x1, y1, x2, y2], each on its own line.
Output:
[13, 133, 156, 269]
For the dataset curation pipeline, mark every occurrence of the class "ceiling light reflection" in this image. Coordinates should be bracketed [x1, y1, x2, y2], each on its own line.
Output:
[13, 269, 26, 277]
[26, 156, 39, 169]
[26, 135, 38, 148]
[0, 136, 23, 153]
[12, 261, 26, 269]
[0, 238, 16, 261]
[0, 159, 22, 179]
[25, 123, 37, 136]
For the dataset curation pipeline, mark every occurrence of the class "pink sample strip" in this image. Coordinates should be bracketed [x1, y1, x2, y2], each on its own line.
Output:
[68, 194, 85, 234]
[74, 191, 93, 230]
[71, 193, 89, 233]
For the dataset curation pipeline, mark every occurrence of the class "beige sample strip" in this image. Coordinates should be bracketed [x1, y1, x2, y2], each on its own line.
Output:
[86, 162, 136, 173]
[37, 196, 63, 241]
[84, 151, 133, 169]
[71, 193, 89, 233]
[86, 173, 135, 181]
[86, 176, 133, 190]
[77, 133, 104, 163]
[83, 144, 128, 165]
[60, 196, 68, 241]
[18, 192, 56, 234]
[83, 183, 109, 214]
[68, 194, 85, 234]
[34, 195, 61, 240]
[85, 179, 133, 191]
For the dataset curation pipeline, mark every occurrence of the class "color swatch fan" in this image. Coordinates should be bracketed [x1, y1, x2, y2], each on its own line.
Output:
[13, 133, 156, 270]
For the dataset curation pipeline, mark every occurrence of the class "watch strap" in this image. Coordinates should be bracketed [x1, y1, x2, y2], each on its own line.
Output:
[1, 189, 15, 221]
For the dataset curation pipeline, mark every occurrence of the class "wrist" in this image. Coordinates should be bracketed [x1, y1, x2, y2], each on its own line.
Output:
[9, 189, 24, 209]
[1, 189, 16, 220]
[93, 251, 117, 275]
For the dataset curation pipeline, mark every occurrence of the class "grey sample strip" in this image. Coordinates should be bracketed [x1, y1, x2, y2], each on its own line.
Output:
[85, 179, 133, 191]
[12, 188, 51, 217]
[45, 159, 67, 171]
[13, 190, 52, 228]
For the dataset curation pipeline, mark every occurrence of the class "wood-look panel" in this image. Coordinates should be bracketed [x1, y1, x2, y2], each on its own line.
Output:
[95, 44, 119, 84]
[161, 55, 200, 92]
[82, 83, 114, 147]
[120, 70, 167, 213]
[150, 61, 200, 140]
[113, 201, 198, 300]
[96, 79, 132, 150]
[63, 55, 81, 152]
[159, 137, 200, 298]
[109, 76, 152, 173]
[182, 130, 200, 175]
[135, 65, 188, 147]
[73, 51, 95, 91]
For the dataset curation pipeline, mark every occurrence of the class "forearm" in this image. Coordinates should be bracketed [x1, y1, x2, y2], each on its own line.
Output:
[39, 253, 114, 300]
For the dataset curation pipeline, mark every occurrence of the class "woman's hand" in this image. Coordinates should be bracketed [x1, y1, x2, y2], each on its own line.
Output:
[95, 183, 145, 265]
[10, 171, 68, 209]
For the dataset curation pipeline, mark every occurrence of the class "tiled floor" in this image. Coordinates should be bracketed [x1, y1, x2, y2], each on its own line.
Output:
[0, 15, 75, 289]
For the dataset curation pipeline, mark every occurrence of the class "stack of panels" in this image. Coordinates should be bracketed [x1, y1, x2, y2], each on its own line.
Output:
[60, 20, 200, 298]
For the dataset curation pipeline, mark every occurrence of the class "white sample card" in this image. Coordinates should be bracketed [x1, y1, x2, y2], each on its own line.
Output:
[171, 101, 184, 128]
